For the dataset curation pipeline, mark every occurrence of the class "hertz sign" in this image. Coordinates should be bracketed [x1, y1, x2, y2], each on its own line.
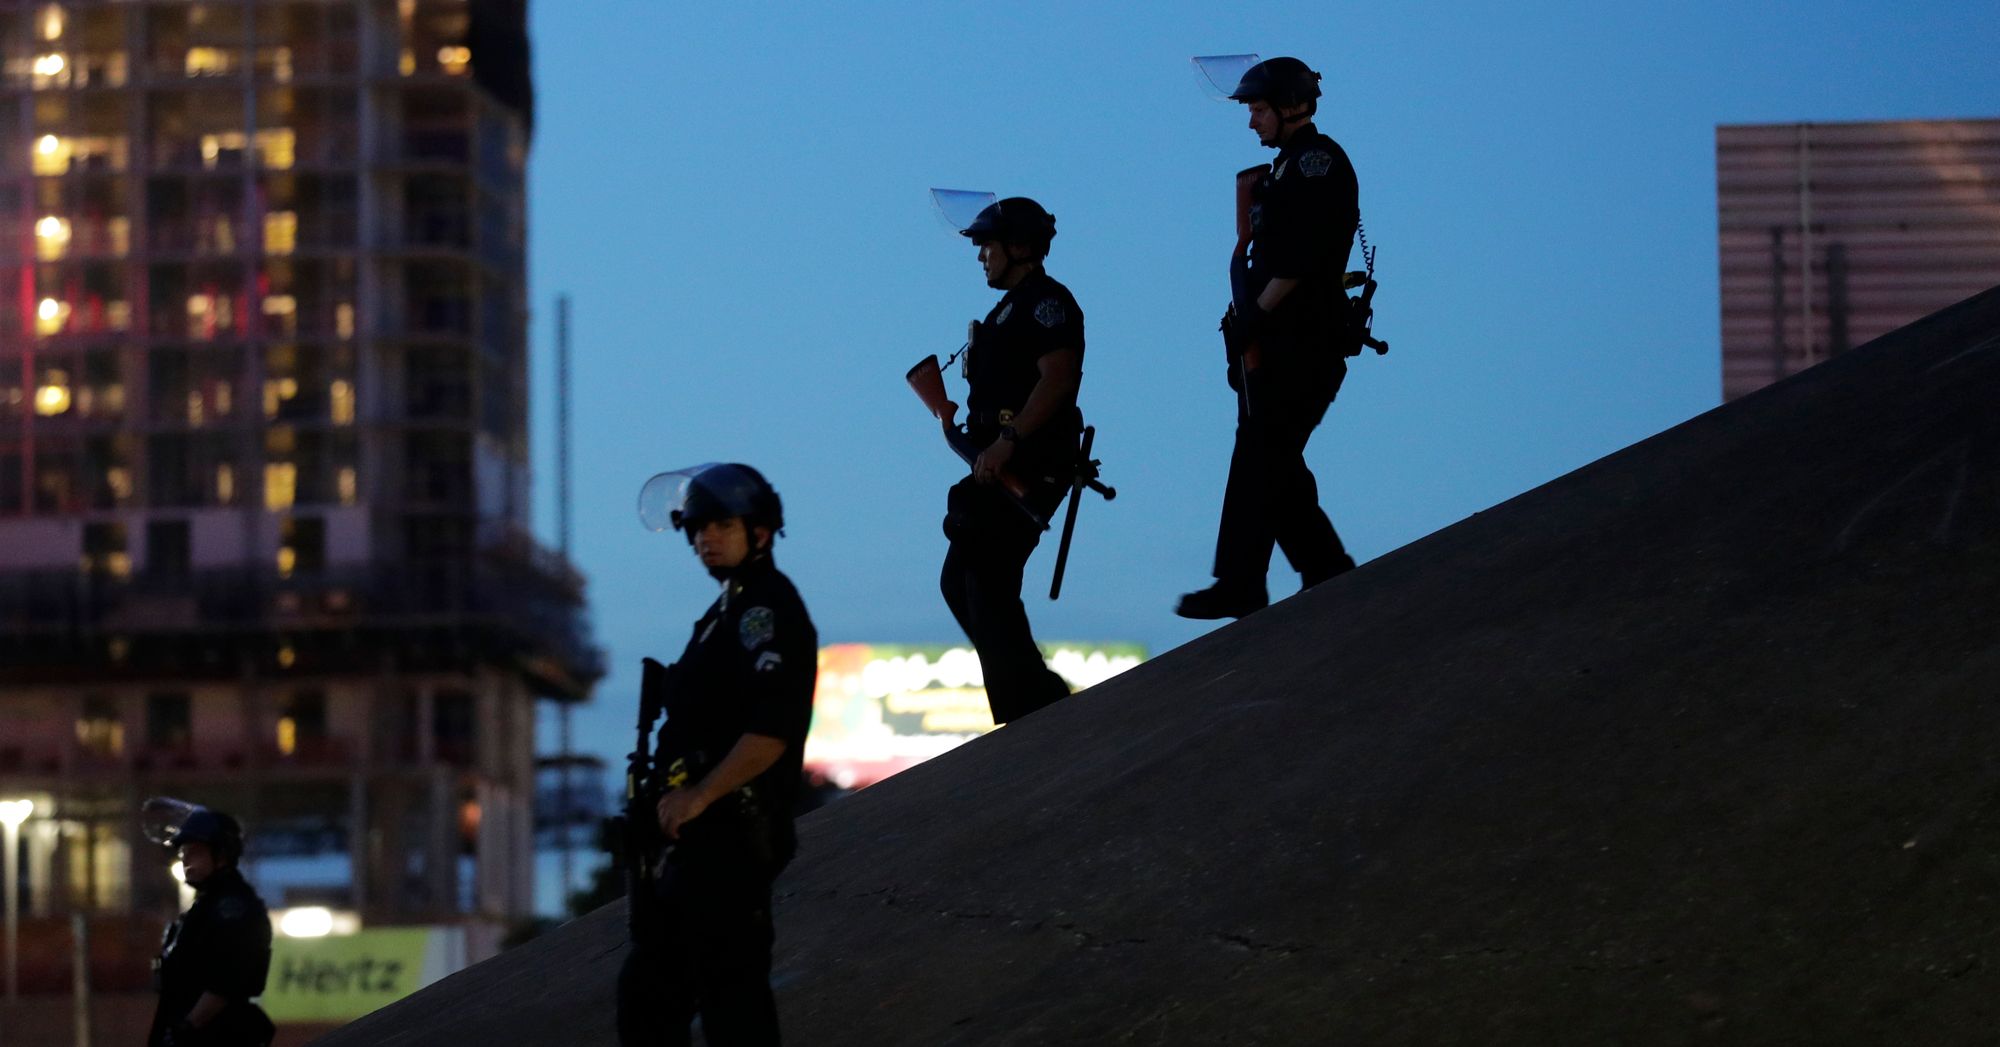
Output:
[263, 927, 462, 1022]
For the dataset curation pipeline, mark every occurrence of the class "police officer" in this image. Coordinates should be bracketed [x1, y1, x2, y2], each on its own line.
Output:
[1178, 56, 1362, 620]
[943, 197, 1083, 723]
[620, 463, 817, 1047]
[145, 804, 275, 1047]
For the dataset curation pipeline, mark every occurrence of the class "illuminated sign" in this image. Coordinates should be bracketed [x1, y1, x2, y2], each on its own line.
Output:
[805, 642, 1143, 788]
[263, 927, 464, 1023]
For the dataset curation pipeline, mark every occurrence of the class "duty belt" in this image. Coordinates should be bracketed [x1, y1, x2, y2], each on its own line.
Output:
[966, 409, 1017, 427]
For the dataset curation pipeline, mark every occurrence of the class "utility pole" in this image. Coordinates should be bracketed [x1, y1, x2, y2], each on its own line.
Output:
[555, 295, 574, 911]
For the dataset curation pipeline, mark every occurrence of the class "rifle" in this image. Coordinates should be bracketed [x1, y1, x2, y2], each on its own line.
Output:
[604, 657, 683, 943]
[906, 352, 1050, 530]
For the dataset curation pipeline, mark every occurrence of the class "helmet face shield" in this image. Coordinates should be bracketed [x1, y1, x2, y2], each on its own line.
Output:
[638, 464, 722, 534]
[930, 188, 998, 237]
[141, 796, 201, 847]
[1192, 54, 1261, 101]
[639, 463, 784, 538]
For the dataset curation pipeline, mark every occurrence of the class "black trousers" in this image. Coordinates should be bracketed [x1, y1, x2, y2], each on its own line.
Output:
[616, 846, 781, 1047]
[941, 476, 1070, 724]
[1212, 354, 1355, 587]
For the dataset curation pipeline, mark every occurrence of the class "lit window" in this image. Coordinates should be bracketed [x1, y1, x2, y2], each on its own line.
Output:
[32, 134, 69, 175]
[276, 545, 297, 577]
[35, 215, 70, 261]
[106, 301, 131, 331]
[186, 47, 233, 78]
[337, 466, 357, 505]
[32, 52, 67, 86]
[36, 297, 71, 337]
[399, 49, 416, 76]
[437, 46, 471, 76]
[335, 303, 355, 340]
[276, 716, 297, 755]
[256, 128, 295, 170]
[263, 210, 297, 254]
[330, 380, 355, 425]
[41, 5, 63, 41]
[216, 463, 235, 504]
[185, 390, 206, 426]
[265, 462, 297, 511]
[34, 368, 72, 415]
[265, 46, 294, 83]
[106, 466, 132, 501]
[108, 217, 131, 256]
[200, 131, 245, 168]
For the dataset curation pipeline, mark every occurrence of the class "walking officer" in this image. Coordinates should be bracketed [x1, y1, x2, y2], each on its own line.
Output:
[622, 463, 818, 1046]
[1178, 56, 1362, 620]
[942, 197, 1082, 723]
[140, 799, 275, 1047]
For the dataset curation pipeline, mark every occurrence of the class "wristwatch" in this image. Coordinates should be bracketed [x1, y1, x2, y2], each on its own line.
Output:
[998, 425, 1020, 443]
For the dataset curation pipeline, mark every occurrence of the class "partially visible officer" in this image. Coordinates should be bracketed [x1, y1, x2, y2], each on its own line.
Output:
[944, 197, 1083, 723]
[621, 463, 817, 1047]
[140, 799, 275, 1047]
[1178, 56, 1361, 620]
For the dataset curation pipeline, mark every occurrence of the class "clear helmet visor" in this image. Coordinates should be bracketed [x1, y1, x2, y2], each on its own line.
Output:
[141, 796, 202, 846]
[929, 188, 997, 236]
[638, 463, 722, 533]
[1192, 53, 1261, 101]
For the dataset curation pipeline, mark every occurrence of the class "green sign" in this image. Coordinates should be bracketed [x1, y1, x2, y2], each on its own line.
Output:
[263, 928, 435, 1022]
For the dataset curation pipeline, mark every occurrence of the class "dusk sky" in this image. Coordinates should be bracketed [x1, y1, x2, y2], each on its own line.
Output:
[523, 1, 2000, 909]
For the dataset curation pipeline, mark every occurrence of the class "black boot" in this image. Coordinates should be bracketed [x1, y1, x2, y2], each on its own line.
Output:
[1174, 581, 1269, 620]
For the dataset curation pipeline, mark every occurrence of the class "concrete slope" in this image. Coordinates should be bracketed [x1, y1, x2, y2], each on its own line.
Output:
[318, 286, 2000, 1046]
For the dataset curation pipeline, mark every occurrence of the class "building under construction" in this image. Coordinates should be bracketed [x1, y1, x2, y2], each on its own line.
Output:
[1717, 117, 2000, 401]
[0, 0, 595, 976]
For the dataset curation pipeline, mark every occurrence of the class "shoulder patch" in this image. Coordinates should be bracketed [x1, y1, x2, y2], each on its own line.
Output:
[739, 606, 776, 650]
[1034, 297, 1066, 328]
[1299, 150, 1333, 177]
[994, 301, 1014, 324]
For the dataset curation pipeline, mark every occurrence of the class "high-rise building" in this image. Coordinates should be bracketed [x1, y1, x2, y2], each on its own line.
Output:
[0, 0, 596, 963]
[1717, 118, 2000, 401]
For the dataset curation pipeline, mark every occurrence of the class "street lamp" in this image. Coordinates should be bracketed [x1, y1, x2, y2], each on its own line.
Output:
[0, 798, 34, 1002]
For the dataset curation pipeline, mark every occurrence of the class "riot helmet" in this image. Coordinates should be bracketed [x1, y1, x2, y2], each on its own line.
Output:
[638, 463, 785, 544]
[142, 796, 245, 864]
[1228, 56, 1321, 110]
[961, 197, 1057, 255]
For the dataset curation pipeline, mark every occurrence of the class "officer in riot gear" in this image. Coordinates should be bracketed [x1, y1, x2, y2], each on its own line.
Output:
[1178, 55, 1362, 620]
[142, 799, 275, 1047]
[621, 463, 817, 1047]
[942, 196, 1082, 723]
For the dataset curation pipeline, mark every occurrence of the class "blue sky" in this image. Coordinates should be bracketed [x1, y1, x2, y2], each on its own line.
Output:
[523, 1, 2000, 909]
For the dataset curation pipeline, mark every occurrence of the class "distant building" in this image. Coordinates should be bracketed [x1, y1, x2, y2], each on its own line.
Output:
[0, 0, 595, 973]
[1717, 118, 2000, 401]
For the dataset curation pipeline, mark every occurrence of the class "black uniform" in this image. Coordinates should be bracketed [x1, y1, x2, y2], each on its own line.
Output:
[149, 867, 274, 1047]
[617, 556, 817, 1047]
[942, 270, 1082, 724]
[1214, 122, 1360, 591]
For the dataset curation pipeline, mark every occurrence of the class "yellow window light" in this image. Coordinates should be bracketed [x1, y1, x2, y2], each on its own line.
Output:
[263, 211, 297, 254]
[276, 716, 297, 756]
[276, 545, 296, 578]
[276, 643, 296, 667]
[34, 369, 72, 416]
[40, 5, 63, 41]
[35, 215, 71, 260]
[438, 46, 471, 75]
[216, 463, 235, 503]
[264, 462, 297, 511]
[33, 53, 66, 77]
[106, 466, 132, 500]
[186, 46, 231, 78]
[337, 466, 357, 505]
[32, 135, 67, 175]
[36, 297, 70, 337]
[330, 380, 355, 425]
[335, 303, 355, 340]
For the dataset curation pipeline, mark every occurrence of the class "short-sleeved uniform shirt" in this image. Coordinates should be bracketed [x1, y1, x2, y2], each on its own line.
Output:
[1250, 123, 1359, 341]
[150, 867, 272, 1046]
[657, 557, 818, 866]
[964, 270, 1085, 472]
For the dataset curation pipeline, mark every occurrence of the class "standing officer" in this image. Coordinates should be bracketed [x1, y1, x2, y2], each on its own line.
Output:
[942, 197, 1082, 723]
[622, 463, 817, 1047]
[1178, 56, 1362, 620]
[142, 800, 275, 1047]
